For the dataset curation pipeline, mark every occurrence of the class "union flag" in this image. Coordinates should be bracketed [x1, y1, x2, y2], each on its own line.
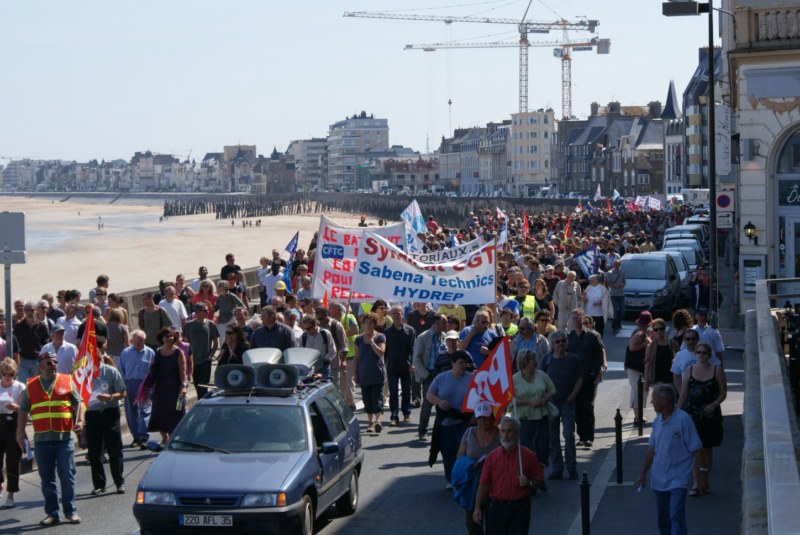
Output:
[72, 307, 100, 406]
[461, 337, 514, 422]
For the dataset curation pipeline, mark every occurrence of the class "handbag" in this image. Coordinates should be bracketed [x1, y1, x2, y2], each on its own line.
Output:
[546, 401, 560, 420]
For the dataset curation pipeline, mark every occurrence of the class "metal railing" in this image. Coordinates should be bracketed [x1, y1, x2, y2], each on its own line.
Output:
[754, 278, 800, 535]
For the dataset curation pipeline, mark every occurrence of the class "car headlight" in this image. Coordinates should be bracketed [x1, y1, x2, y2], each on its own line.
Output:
[242, 493, 284, 507]
[655, 290, 665, 297]
[137, 491, 176, 506]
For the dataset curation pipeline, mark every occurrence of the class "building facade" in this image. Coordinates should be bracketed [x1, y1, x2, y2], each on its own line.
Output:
[287, 138, 327, 190]
[508, 110, 554, 197]
[326, 111, 389, 190]
[726, 0, 800, 313]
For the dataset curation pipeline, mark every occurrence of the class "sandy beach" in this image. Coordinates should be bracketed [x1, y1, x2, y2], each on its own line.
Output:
[0, 196, 364, 304]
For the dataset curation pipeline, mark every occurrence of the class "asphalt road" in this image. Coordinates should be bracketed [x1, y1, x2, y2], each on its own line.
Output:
[4, 320, 736, 535]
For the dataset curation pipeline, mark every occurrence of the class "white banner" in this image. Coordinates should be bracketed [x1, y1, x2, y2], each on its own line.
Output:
[312, 215, 406, 302]
[409, 235, 484, 264]
[352, 231, 496, 305]
[715, 103, 732, 176]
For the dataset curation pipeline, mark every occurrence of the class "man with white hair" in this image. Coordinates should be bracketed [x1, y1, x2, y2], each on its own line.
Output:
[473, 415, 544, 534]
[117, 330, 154, 448]
[553, 270, 582, 330]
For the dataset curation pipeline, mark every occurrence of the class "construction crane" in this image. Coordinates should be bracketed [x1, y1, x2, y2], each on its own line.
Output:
[404, 35, 610, 119]
[343, 7, 598, 113]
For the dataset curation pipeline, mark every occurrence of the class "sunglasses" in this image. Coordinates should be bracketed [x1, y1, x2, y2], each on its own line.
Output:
[653, 327, 665, 332]
[1, 372, 15, 377]
[684, 337, 698, 342]
[695, 350, 709, 355]
[553, 339, 566, 344]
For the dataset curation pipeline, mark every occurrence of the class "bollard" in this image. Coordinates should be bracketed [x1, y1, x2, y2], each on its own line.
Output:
[614, 408, 623, 484]
[580, 471, 591, 535]
[637, 374, 644, 437]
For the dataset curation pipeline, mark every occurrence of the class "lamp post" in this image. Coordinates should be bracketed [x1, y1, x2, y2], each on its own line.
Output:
[663, 0, 718, 322]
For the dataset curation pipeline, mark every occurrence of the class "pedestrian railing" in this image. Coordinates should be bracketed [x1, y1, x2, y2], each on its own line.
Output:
[754, 278, 800, 535]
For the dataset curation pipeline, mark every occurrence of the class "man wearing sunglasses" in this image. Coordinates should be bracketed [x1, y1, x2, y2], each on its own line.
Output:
[16, 352, 84, 525]
[544, 331, 583, 481]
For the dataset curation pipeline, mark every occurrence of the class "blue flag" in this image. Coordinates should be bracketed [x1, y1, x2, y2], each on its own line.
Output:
[282, 231, 299, 293]
[572, 244, 599, 280]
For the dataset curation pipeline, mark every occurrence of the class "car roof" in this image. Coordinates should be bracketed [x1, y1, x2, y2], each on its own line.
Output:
[621, 253, 669, 261]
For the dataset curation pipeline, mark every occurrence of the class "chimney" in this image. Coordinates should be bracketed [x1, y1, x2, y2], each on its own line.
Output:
[591, 102, 599, 116]
[648, 101, 662, 118]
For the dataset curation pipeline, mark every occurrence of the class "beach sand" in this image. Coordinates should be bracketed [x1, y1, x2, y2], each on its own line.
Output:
[0, 196, 364, 304]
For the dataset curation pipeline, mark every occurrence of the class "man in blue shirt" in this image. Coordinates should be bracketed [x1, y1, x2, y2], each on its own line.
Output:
[117, 330, 154, 448]
[457, 310, 499, 368]
[636, 384, 704, 535]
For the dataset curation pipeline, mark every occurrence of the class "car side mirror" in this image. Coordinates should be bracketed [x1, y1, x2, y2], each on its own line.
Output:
[321, 442, 340, 455]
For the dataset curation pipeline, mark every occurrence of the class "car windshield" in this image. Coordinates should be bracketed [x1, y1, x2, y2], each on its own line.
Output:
[666, 253, 688, 271]
[169, 405, 307, 453]
[673, 248, 698, 264]
[621, 260, 666, 279]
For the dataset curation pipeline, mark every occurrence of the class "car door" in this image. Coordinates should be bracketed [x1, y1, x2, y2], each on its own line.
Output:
[311, 397, 349, 508]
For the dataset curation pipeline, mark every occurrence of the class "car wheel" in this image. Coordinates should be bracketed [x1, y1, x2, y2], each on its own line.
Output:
[295, 495, 314, 535]
[336, 470, 359, 515]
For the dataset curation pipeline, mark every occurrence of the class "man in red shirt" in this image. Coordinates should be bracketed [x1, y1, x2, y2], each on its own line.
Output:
[473, 416, 544, 534]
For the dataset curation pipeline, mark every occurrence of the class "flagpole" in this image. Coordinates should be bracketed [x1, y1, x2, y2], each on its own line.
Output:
[512, 397, 523, 477]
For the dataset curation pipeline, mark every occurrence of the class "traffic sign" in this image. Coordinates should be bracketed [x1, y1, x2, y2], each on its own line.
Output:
[716, 212, 734, 229]
[716, 192, 734, 212]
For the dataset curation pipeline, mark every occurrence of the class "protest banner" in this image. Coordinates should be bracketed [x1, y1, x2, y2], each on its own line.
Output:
[572, 244, 599, 280]
[409, 235, 484, 264]
[352, 231, 496, 305]
[312, 215, 405, 301]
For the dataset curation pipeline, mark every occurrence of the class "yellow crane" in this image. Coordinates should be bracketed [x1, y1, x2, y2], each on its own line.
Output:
[404, 34, 610, 119]
[343, 6, 598, 113]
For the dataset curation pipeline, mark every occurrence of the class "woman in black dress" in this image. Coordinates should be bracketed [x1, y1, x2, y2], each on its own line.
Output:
[147, 327, 187, 449]
[678, 342, 727, 496]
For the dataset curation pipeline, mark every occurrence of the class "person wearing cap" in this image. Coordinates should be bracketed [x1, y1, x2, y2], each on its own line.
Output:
[426, 350, 474, 488]
[358, 215, 367, 227]
[690, 308, 725, 364]
[260, 262, 284, 306]
[625, 312, 653, 423]
[16, 351, 84, 525]
[553, 271, 581, 330]
[274, 280, 288, 299]
[84, 341, 127, 495]
[473, 415, 544, 534]
[40, 325, 78, 376]
[412, 316, 448, 439]
[454, 401, 501, 535]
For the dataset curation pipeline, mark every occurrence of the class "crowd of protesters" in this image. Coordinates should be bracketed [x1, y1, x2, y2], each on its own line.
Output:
[1, 200, 730, 534]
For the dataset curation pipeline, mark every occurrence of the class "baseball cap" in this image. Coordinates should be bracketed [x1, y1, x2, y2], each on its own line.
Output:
[274, 281, 287, 291]
[52, 324, 66, 333]
[474, 402, 493, 419]
[444, 330, 460, 341]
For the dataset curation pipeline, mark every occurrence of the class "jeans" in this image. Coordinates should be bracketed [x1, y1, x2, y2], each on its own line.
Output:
[548, 400, 577, 475]
[520, 418, 549, 466]
[34, 438, 77, 518]
[124, 379, 151, 441]
[576, 376, 597, 443]
[192, 359, 212, 399]
[654, 488, 688, 535]
[440, 420, 468, 484]
[611, 295, 625, 331]
[18, 358, 38, 384]
[387, 370, 411, 420]
[418, 374, 436, 437]
[86, 407, 124, 490]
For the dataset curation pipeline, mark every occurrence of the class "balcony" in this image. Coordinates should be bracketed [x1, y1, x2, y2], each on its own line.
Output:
[737, 5, 800, 49]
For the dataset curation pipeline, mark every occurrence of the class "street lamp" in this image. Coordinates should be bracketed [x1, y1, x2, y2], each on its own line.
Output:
[744, 221, 758, 245]
[663, 0, 719, 323]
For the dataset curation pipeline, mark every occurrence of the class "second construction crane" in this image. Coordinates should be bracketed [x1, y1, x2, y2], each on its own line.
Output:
[404, 34, 610, 119]
[343, 8, 600, 114]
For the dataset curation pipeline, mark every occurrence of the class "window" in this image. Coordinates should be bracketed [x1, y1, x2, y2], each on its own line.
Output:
[315, 398, 347, 439]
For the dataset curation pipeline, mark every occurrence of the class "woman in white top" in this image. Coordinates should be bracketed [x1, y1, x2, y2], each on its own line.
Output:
[0, 357, 25, 508]
[581, 274, 612, 337]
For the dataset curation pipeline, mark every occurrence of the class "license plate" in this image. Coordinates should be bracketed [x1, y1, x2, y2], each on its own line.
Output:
[627, 299, 648, 307]
[180, 514, 233, 527]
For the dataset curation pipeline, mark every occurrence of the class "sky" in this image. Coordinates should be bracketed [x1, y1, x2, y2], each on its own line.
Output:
[0, 0, 715, 163]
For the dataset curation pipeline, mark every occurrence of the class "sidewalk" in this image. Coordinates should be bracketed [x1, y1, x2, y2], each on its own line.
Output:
[585, 332, 745, 534]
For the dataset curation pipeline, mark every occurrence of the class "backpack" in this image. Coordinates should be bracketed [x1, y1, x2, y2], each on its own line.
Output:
[302, 329, 330, 354]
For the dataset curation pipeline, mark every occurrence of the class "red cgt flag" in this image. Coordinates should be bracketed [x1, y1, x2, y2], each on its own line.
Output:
[72, 307, 100, 406]
[522, 209, 529, 238]
[461, 337, 514, 422]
